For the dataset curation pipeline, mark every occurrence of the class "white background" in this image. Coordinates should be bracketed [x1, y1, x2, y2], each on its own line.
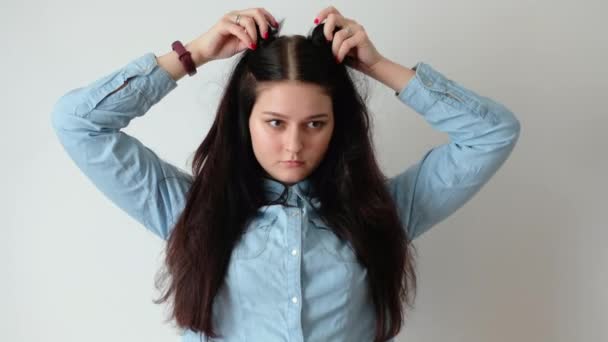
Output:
[2, 0, 606, 341]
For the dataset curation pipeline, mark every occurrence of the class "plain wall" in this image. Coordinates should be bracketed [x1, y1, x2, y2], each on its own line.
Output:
[2, 0, 606, 341]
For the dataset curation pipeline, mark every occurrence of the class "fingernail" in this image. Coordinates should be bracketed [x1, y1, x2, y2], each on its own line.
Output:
[314, 18, 319, 24]
[264, 31, 269, 39]
[250, 43, 257, 50]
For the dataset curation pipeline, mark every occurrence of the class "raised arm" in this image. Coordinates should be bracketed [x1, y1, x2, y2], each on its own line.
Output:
[50, 51, 199, 240]
[370, 58, 521, 240]
[50, 9, 282, 240]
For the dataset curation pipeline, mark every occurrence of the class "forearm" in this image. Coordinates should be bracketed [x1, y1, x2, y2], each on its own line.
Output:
[365, 56, 416, 94]
[156, 41, 207, 82]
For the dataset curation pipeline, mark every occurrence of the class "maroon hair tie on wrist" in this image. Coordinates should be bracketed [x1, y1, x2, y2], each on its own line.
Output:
[171, 40, 197, 77]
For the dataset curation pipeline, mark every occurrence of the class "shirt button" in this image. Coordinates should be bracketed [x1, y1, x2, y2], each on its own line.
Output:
[291, 249, 298, 256]
[291, 296, 298, 304]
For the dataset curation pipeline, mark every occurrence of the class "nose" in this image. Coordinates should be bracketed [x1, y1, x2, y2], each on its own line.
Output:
[285, 126, 303, 154]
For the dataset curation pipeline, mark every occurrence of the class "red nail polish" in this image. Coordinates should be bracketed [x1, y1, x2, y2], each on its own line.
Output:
[264, 31, 269, 39]
[250, 43, 257, 50]
[314, 18, 319, 24]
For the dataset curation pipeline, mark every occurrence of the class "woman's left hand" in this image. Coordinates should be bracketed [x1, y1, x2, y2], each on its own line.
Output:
[313, 6, 385, 74]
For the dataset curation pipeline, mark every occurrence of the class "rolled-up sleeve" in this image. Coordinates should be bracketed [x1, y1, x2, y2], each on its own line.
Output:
[51, 52, 192, 240]
[387, 62, 521, 241]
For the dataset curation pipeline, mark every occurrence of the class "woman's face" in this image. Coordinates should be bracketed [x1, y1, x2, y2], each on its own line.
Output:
[249, 81, 334, 186]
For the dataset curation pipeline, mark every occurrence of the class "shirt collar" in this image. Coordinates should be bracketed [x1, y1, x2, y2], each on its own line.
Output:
[262, 176, 319, 208]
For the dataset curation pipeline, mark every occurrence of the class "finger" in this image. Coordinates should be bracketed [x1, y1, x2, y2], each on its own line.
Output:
[323, 13, 343, 41]
[237, 15, 258, 45]
[256, 8, 280, 29]
[336, 31, 362, 63]
[242, 8, 273, 39]
[331, 24, 354, 59]
[314, 5, 342, 25]
[223, 20, 255, 49]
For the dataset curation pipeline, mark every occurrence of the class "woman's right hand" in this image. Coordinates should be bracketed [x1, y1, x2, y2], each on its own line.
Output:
[189, 8, 279, 64]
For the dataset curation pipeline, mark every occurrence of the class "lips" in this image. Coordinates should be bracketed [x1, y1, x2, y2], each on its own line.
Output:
[282, 160, 304, 166]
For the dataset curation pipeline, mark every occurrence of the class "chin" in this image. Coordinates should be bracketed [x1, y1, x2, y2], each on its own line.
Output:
[278, 174, 304, 183]
[274, 170, 309, 184]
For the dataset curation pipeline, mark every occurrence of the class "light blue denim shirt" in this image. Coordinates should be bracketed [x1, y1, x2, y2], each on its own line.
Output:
[51, 52, 520, 342]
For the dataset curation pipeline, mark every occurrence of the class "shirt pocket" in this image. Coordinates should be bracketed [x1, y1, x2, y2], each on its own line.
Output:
[233, 213, 279, 260]
[309, 216, 359, 263]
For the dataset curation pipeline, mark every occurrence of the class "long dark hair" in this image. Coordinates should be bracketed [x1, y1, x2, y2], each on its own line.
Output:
[153, 20, 418, 342]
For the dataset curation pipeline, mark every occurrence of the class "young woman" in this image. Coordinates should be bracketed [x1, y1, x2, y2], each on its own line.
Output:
[51, 6, 520, 342]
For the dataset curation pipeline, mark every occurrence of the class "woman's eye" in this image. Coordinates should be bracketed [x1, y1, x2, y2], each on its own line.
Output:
[308, 121, 326, 129]
[267, 119, 282, 128]
[266, 120, 326, 129]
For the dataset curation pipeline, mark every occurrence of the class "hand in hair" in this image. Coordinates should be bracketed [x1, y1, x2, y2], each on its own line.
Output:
[313, 6, 385, 74]
[188, 8, 280, 63]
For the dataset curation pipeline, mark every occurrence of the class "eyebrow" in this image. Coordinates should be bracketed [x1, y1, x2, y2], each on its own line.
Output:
[262, 111, 329, 119]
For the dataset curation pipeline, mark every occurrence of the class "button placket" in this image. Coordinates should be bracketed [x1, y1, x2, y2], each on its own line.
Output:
[286, 190, 304, 337]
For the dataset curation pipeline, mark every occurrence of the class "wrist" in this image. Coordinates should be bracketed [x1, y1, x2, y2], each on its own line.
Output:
[185, 40, 207, 67]
[366, 55, 390, 79]
[367, 56, 415, 93]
